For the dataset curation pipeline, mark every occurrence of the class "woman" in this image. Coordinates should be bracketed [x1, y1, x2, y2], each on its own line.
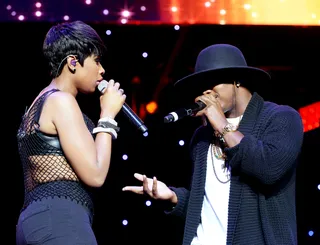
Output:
[16, 20, 126, 244]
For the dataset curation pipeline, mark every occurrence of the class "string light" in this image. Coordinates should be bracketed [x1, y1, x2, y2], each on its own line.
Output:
[35, 11, 42, 17]
[121, 10, 130, 18]
[121, 18, 127, 24]
[220, 9, 226, 15]
[204, 2, 211, 8]
[171, 6, 178, 12]
[143, 132, 148, 137]
[102, 9, 109, 15]
[244, 4, 251, 10]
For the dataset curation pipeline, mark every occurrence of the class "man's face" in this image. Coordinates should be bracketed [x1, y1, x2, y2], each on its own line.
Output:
[205, 82, 235, 113]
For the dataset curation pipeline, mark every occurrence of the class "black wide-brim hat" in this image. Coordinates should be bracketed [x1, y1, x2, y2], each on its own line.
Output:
[174, 44, 271, 102]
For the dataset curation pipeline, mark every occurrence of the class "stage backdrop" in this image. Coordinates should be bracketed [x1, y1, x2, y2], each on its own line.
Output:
[2, 21, 320, 245]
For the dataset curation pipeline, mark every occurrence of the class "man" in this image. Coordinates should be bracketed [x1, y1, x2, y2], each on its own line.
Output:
[123, 44, 304, 245]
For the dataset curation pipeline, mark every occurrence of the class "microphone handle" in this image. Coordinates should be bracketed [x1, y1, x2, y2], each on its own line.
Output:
[164, 108, 190, 123]
[163, 101, 206, 123]
[122, 103, 148, 134]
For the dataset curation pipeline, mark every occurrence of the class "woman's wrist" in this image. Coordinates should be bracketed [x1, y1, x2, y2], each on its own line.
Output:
[100, 110, 116, 120]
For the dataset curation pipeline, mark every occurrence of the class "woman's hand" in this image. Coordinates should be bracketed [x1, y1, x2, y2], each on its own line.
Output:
[100, 79, 126, 119]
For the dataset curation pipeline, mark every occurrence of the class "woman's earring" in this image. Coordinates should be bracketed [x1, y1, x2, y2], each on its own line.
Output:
[236, 82, 240, 88]
[71, 59, 77, 73]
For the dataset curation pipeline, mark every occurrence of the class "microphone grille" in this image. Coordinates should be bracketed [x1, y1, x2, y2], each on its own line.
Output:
[98, 80, 108, 93]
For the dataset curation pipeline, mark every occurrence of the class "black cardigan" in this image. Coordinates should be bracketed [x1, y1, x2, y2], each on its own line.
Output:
[168, 93, 304, 245]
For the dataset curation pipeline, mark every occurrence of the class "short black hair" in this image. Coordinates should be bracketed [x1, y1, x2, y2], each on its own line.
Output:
[43, 20, 106, 78]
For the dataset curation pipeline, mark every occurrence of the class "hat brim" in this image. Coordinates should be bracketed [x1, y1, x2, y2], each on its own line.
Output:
[173, 66, 271, 103]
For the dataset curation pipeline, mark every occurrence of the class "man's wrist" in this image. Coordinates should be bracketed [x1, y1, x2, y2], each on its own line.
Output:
[221, 123, 238, 136]
[169, 190, 178, 204]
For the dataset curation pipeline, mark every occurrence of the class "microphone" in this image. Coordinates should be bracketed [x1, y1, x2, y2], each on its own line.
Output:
[98, 80, 148, 135]
[164, 101, 206, 123]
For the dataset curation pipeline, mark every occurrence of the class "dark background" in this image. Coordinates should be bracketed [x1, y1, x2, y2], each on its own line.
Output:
[2, 22, 320, 244]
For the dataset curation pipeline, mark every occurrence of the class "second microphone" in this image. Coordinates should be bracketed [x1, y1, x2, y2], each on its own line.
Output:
[164, 101, 206, 123]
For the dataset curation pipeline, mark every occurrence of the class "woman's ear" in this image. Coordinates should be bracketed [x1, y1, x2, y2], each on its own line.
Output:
[67, 56, 78, 73]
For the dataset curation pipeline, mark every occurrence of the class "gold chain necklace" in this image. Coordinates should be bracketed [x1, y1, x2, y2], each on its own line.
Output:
[212, 143, 226, 160]
[210, 115, 243, 184]
[210, 144, 230, 184]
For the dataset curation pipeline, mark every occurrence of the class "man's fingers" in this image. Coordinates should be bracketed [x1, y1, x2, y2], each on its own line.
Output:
[122, 186, 144, 194]
[152, 176, 158, 196]
[133, 173, 144, 181]
[142, 175, 152, 196]
[126, 173, 156, 197]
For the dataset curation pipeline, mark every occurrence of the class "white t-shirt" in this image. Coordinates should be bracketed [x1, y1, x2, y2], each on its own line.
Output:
[191, 116, 242, 245]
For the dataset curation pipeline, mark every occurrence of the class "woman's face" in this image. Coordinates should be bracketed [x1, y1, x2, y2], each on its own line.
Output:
[76, 54, 105, 93]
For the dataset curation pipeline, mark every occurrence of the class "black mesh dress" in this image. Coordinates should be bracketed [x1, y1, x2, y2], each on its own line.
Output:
[17, 89, 95, 214]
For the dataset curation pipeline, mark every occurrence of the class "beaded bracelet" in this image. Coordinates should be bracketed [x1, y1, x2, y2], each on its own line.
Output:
[98, 116, 118, 126]
[97, 120, 120, 132]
